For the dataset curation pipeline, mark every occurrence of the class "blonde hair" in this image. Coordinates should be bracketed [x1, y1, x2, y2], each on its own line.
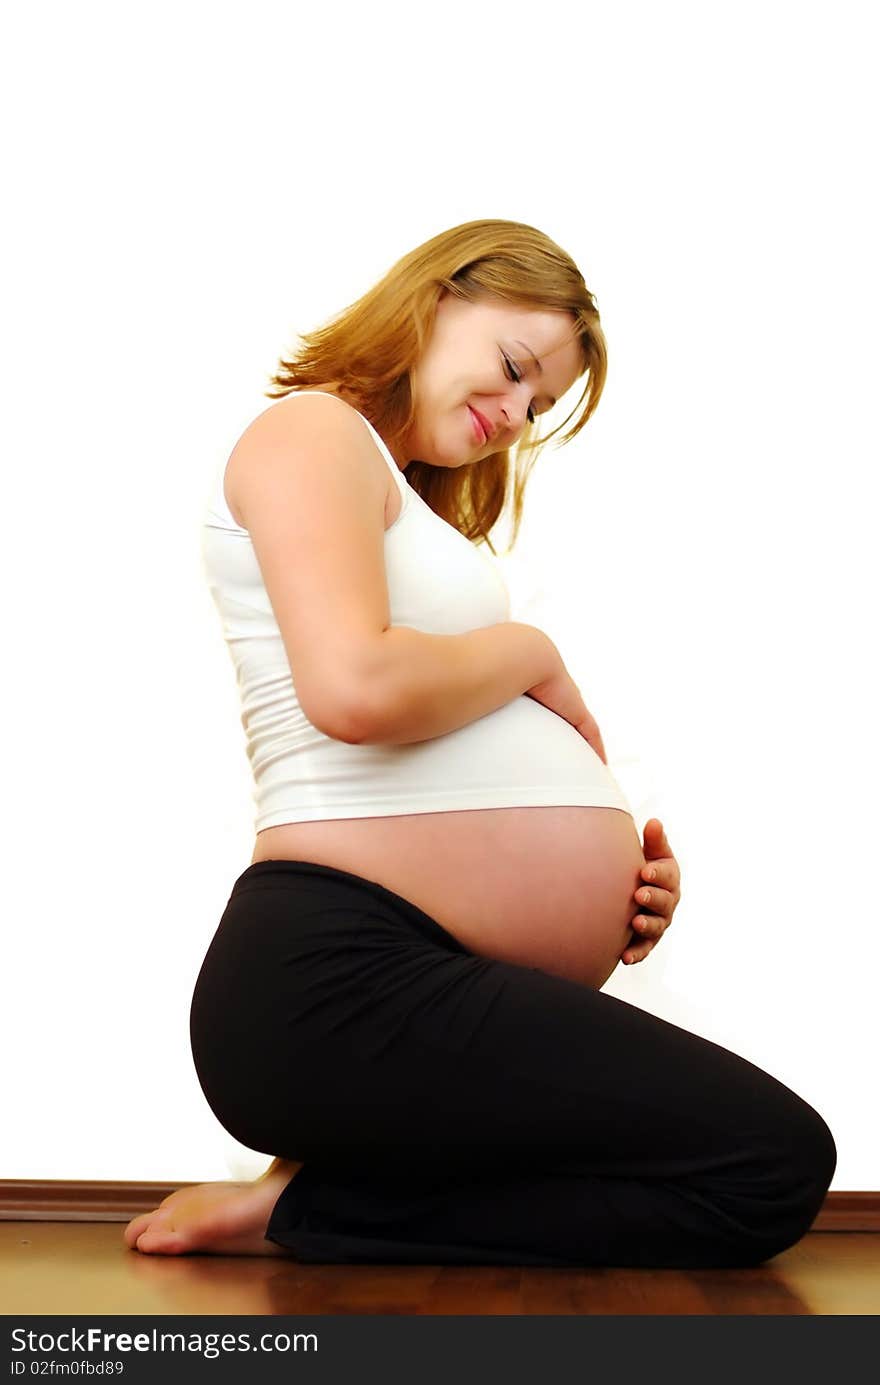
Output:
[265, 219, 607, 556]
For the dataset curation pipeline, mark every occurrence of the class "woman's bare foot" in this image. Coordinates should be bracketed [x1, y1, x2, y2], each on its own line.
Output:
[123, 1157, 303, 1256]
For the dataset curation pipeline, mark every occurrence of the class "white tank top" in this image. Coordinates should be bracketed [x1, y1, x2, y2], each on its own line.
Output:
[201, 392, 632, 830]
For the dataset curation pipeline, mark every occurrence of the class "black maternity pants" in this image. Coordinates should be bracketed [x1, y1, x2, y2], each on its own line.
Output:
[189, 859, 836, 1267]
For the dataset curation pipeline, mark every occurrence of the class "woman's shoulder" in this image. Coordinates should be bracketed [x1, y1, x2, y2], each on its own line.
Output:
[226, 387, 397, 530]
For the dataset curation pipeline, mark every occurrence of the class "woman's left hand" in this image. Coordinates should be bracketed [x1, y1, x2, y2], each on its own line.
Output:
[622, 818, 682, 965]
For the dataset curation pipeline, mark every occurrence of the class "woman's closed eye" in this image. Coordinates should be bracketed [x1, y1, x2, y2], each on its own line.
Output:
[501, 352, 536, 424]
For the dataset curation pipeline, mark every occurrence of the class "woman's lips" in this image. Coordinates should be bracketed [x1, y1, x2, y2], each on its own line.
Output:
[468, 405, 488, 444]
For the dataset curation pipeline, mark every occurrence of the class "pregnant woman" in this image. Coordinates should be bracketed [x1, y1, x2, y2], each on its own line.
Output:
[125, 219, 836, 1266]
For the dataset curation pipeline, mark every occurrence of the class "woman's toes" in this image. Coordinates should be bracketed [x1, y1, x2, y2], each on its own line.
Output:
[135, 1225, 188, 1255]
[125, 1206, 182, 1253]
[132, 1208, 189, 1255]
[123, 1211, 156, 1248]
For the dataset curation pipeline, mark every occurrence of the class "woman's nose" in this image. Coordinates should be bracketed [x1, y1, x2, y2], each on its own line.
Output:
[502, 382, 532, 434]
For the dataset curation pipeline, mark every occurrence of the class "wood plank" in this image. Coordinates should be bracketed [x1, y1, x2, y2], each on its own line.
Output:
[2, 1224, 877, 1316]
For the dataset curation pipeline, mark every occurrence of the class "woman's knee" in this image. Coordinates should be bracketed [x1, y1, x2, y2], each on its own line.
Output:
[784, 1100, 837, 1224]
[734, 1098, 837, 1264]
[802, 1103, 837, 1185]
[779, 1092, 837, 1194]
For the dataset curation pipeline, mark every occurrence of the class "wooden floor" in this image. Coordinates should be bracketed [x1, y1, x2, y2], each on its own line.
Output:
[1, 1225, 878, 1315]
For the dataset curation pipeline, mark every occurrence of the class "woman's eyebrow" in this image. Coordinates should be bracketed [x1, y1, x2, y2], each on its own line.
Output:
[514, 340, 556, 407]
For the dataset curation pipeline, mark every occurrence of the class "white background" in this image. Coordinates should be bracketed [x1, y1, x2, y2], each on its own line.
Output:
[3, 0, 877, 1186]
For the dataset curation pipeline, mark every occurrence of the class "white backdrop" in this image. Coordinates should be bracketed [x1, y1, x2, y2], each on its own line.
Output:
[3, 0, 877, 1188]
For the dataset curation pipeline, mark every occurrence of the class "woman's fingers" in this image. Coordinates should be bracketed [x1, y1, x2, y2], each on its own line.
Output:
[641, 859, 679, 890]
[632, 913, 666, 937]
[634, 883, 673, 922]
[623, 937, 655, 964]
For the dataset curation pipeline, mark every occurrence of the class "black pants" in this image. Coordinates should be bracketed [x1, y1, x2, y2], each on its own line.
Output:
[189, 859, 836, 1267]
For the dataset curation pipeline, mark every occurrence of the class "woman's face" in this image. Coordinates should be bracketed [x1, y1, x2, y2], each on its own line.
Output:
[395, 290, 585, 469]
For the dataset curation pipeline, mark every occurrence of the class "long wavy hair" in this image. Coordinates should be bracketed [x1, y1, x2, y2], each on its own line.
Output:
[265, 219, 607, 557]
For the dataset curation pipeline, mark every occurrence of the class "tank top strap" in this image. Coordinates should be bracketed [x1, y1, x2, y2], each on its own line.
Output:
[355, 414, 408, 501]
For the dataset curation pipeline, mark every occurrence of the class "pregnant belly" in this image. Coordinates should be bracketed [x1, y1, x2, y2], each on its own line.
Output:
[251, 804, 647, 991]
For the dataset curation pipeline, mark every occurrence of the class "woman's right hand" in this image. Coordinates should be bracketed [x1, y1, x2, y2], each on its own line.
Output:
[524, 667, 608, 765]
